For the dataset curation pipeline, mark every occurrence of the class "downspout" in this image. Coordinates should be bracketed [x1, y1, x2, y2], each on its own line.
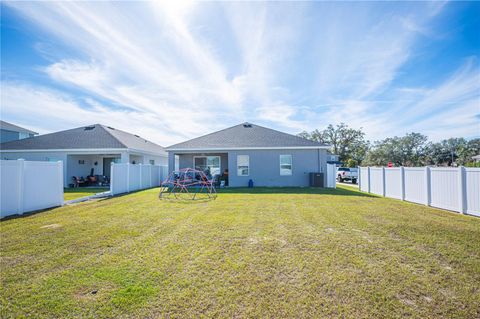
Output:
[317, 148, 321, 172]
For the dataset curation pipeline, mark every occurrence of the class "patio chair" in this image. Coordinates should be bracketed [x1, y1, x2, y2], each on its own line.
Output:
[72, 176, 85, 188]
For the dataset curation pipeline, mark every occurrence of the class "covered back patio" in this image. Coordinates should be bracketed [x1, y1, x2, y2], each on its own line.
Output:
[66, 151, 148, 188]
[170, 152, 229, 185]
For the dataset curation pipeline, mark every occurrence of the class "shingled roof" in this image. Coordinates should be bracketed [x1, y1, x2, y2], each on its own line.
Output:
[166, 123, 328, 150]
[0, 120, 38, 135]
[0, 124, 166, 155]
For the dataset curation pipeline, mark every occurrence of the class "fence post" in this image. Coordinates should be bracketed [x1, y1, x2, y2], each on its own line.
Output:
[126, 163, 130, 193]
[425, 166, 431, 206]
[139, 164, 143, 189]
[58, 161, 64, 206]
[458, 166, 466, 214]
[149, 165, 152, 188]
[358, 167, 361, 190]
[367, 167, 371, 193]
[381, 167, 386, 197]
[400, 166, 405, 201]
[110, 162, 114, 195]
[17, 159, 25, 215]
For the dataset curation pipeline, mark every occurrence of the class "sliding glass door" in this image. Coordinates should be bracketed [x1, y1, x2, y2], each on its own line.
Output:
[194, 156, 220, 176]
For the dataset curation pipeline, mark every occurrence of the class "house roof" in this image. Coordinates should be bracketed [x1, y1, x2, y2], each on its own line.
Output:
[0, 124, 166, 155]
[166, 122, 329, 151]
[0, 120, 38, 135]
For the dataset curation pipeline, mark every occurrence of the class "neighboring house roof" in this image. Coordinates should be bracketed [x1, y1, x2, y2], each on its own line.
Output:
[0, 120, 38, 135]
[472, 155, 480, 160]
[0, 124, 166, 155]
[166, 122, 329, 151]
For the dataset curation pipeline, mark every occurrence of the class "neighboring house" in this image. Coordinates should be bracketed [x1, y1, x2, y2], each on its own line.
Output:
[0, 120, 38, 143]
[165, 122, 330, 187]
[0, 124, 167, 187]
[473, 155, 480, 163]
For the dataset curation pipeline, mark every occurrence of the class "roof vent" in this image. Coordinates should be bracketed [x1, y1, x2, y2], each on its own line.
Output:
[134, 134, 140, 138]
[107, 126, 115, 130]
[84, 126, 95, 131]
[243, 123, 252, 128]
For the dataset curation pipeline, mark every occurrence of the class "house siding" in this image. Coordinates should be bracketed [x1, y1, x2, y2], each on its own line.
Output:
[168, 148, 327, 187]
[228, 149, 327, 187]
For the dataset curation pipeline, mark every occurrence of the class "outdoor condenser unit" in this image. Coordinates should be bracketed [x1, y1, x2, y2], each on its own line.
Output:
[309, 172, 324, 187]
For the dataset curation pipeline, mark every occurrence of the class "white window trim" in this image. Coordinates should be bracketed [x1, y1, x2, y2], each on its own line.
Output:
[237, 155, 249, 176]
[193, 155, 221, 175]
[280, 154, 293, 176]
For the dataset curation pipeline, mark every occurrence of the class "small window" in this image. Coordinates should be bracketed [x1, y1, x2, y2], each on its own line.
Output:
[280, 155, 292, 176]
[149, 160, 155, 165]
[237, 155, 249, 176]
[78, 160, 85, 164]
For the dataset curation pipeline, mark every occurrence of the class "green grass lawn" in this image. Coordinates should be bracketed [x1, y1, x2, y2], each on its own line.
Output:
[1, 186, 479, 318]
[64, 188, 109, 201]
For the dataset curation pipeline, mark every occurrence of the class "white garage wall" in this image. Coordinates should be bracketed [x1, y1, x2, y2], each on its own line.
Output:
[1, 159, 63, 218]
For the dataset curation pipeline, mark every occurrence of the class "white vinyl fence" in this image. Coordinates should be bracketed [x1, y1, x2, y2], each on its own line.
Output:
[110, 163, 168, 196]
[326, 163, 336, 188]
[359, 166, 480, 217]
[1, 159, 64, 218]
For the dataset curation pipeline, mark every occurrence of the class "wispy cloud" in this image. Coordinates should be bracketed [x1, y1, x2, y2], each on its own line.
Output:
[1, 1, 478, 144]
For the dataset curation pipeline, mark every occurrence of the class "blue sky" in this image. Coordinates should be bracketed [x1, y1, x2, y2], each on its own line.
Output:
[1, 1, 479, 146]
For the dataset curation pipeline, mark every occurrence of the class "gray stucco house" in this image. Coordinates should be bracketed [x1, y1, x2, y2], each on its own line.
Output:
[165, 123, 330, 187]
[0, 124, 167, 187]
[0, 120, 38, 143]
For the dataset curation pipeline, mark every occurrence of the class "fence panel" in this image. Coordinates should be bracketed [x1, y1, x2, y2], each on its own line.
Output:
[384, 168, 402, 199]
[359, 167, 369, 192]
[465, 168, 480, 216]
[326, 164, 336, 188]
[151, 166, 160, 186]
[111, 163, 128, 195]
[129, 164, 141, 191]
[360, 166, 480, 217]
[1, 160, 22, 216]
[430, 168, 459, 212]
[110, 163, 167, 196]
[141, 165, 151, 188]
[160, 166, 168, 182]
[404, 168, 426, 204]
[1, 160, 63, 218]
[23, 161, 63, 213]
[369, 168, 384, 196]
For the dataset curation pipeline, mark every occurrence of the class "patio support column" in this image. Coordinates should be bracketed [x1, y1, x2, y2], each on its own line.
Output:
[168, 152, 176, 174]
[120, 151, 129, 163]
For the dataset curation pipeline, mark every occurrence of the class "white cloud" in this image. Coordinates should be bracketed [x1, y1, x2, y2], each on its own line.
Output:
[2, 1, 478, 143]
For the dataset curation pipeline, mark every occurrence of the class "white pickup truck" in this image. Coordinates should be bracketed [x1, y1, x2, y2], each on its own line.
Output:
[336, 167, 358, 184]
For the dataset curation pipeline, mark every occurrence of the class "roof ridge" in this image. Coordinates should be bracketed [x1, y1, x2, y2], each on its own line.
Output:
[166, 122, 328, 150]
[99, 124, 165, 149]
[97, 124, 128, 148]
[167, 123, 248, 148]
[241, 122, 319, 143]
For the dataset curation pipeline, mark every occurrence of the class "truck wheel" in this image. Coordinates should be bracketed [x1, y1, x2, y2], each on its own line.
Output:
[352, 179, 357, 184]
[337, 175, 343, 182]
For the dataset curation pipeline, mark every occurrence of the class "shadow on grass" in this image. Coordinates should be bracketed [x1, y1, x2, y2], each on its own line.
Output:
[217, 186, 377, 197]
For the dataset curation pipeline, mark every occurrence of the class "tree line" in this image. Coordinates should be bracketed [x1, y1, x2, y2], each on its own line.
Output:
[298, 123, 480, 167]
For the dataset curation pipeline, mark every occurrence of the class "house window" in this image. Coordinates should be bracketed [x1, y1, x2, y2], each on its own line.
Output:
[78, 160, 85, 164]
[280, 155, 292, 176]
[237, 155, 249, 176]
[149, 160, 155, 165]
[194, 156, 220, 176]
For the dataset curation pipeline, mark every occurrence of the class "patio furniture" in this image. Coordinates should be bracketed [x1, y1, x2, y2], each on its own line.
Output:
[72, 176, 85, 188]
